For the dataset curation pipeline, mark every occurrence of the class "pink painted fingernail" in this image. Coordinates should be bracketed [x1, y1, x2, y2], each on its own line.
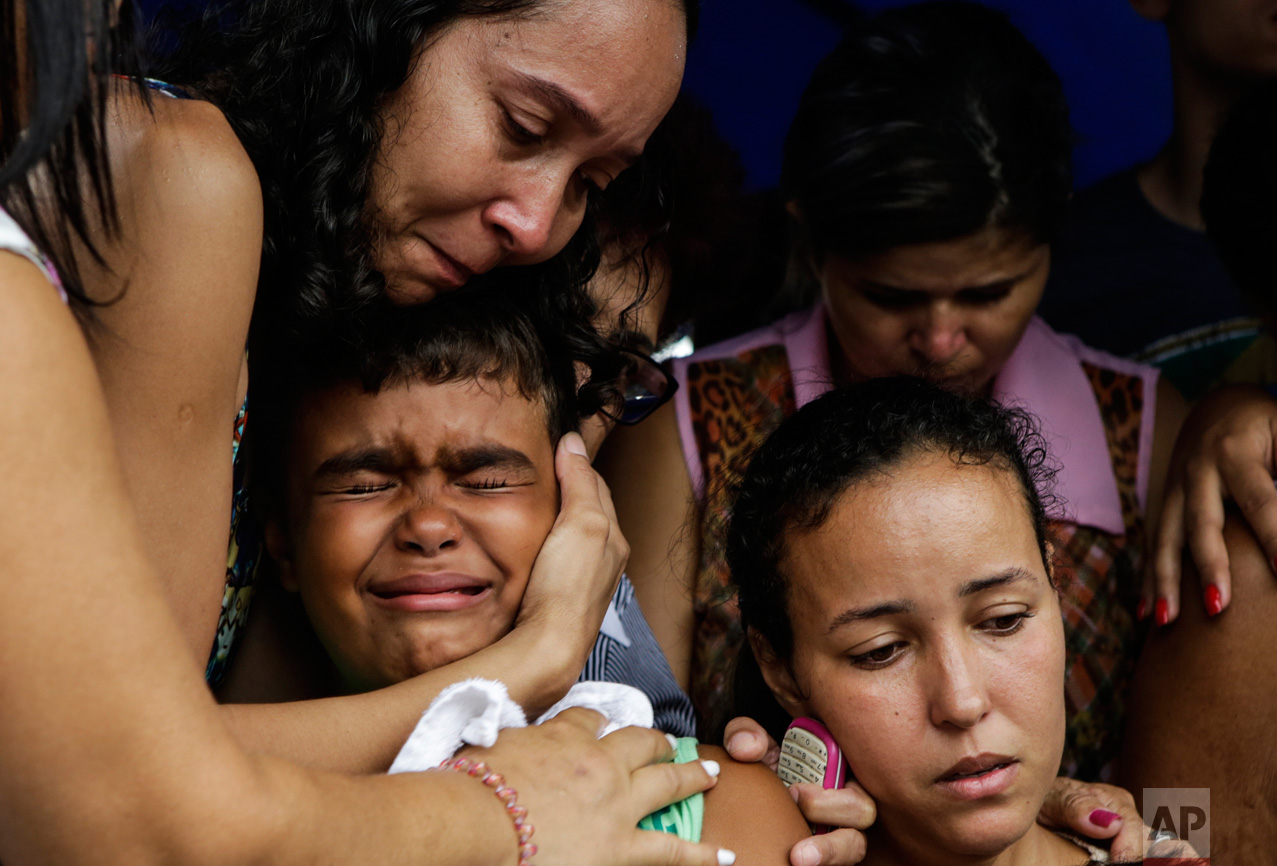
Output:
[1204, 584, 1223, 617]
[1155, 599, 1170, 627]
[1136, 597, 1148, 621]
[1090, 809, 1120, 828]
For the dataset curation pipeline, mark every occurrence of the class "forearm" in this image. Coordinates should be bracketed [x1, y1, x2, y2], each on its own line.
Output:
[221, 622, 587, 773]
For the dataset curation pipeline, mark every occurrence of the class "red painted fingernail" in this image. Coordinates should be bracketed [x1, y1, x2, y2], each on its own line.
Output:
[1204, 584, 1223, 617]
[1155, 599, 1169, 627]
[1090, 809, 1120, 828]
[1136, 597, 1148, 621]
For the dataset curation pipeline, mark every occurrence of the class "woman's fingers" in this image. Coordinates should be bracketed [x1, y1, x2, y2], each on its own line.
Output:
[630, 827, 736, 866]
[1177, 458, 1230, 624]
[1215, 454, 1277, 609]
[518, 433, 627, 635]
[628, 756, 720, 823]
[1036, 777, 1142, 861]
[787, 782, 876, 831]
[1148, 482, 1186, 622]
[722, 716, 781, 771]
[789, 828, 868, 866]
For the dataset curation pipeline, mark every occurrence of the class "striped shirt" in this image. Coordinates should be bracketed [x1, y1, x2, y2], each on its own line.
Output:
[579, 576, 696, 737]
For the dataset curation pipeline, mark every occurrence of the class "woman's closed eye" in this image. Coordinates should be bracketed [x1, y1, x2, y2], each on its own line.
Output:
[501, 106, 547, 147]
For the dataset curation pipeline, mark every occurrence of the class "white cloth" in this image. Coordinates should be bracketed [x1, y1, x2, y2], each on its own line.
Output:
[388, 678, 655, 774]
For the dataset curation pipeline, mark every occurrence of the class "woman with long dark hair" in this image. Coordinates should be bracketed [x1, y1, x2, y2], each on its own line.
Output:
[24, 0, 698, 775]
[0, 2, 729, 864]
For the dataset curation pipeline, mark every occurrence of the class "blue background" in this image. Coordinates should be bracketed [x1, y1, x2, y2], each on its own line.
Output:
[138, 0, 1172, 191]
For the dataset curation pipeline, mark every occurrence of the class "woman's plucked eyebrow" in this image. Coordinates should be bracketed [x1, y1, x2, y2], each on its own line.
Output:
[825, 567, 1039, 633]
[957, 567, 1037, 597]
[827, 600, 917, 634]
[510, 71, 643, 165]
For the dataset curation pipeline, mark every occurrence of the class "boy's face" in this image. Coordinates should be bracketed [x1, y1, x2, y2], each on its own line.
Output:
[274, 377, 559, 692]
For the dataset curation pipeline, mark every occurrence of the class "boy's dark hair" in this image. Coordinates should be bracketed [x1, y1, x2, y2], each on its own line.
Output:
[254, 282, 586, 506]
[1202, 80, 1277, 321]
[723, 377, 1057, 741]
[782, 1, 1072, 267]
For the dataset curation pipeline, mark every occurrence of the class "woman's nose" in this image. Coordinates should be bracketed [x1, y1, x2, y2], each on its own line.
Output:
[928, 640, 992, 729]
[910, 305, 968, 366]
[394, 497, 461, 555]
[482, 170, 582, 260]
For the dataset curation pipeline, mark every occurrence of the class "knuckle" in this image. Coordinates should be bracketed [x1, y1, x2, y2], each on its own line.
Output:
[1215, 433, 1251, 464]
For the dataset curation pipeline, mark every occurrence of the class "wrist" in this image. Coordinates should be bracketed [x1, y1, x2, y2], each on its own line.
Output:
[436, 757, 536, 866]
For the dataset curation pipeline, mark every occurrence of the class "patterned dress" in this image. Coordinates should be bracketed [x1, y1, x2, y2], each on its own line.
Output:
[671, 307, 1158, 781]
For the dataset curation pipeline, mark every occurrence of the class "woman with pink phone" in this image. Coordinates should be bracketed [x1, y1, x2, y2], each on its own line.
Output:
[729, 378, 1199, 865]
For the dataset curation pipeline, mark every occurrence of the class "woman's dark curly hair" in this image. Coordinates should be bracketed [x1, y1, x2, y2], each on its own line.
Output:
[782, 1, 1072, 270]
[148, 0, 697, 374]
[724, 376, 1057, 741]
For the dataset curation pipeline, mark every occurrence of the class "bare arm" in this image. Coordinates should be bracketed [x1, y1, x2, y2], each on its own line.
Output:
[0, 252, 723, 866]
[80, 90, 260, 662]
[597, 400, 700, 689]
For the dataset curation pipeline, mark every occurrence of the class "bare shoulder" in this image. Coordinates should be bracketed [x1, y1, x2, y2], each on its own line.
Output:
[108, 82, 260, 216]
[100, 83, 263, 305]
[697, 744, 811, 865]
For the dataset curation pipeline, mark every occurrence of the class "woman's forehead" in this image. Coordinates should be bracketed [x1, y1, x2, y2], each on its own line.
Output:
[783, 456, 1043, 605]
[826, 228, 1048, 294]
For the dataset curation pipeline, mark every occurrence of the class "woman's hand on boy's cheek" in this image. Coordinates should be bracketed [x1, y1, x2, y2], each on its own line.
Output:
[724, 716, 875, 865]
[1037, 776, 1142, 861]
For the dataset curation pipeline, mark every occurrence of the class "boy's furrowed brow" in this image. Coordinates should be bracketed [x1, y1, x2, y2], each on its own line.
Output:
[440, 444, 536, 475]
[314, 448, 396, 479]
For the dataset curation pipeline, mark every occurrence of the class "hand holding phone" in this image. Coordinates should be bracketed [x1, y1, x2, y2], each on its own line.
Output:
[777, 717, 848, 834]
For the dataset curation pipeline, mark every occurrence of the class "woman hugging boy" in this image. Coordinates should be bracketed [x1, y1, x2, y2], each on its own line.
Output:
[247, 282, 810, 862]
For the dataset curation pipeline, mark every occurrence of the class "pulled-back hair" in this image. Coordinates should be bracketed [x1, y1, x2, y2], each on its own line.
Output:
[782, 1, 1072, 266]
[1201, 80, 1277, 320]
[1, 0, 147, 304]
[725, 377, 1056, 740]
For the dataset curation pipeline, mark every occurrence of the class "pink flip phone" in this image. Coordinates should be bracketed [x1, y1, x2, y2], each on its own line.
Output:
[777, 717, 848, 835]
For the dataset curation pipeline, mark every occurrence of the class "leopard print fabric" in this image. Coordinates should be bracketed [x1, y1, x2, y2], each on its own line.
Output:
[684, 348, 1148, 779]
[685, 346, 796, 725]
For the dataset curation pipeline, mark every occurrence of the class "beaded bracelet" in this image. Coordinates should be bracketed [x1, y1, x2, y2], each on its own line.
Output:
[437, 756, 537, 866]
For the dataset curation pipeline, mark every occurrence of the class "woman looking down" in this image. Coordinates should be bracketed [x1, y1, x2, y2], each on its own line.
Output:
[0, 1, 723, 864]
